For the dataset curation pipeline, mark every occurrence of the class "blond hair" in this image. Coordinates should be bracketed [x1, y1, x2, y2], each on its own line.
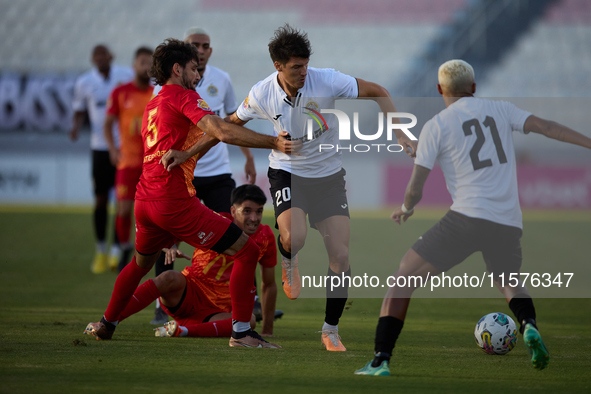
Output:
[438, 59, 475, 95]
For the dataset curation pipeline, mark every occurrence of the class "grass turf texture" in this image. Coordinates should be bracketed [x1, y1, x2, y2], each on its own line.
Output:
[0, 208, 590, 393]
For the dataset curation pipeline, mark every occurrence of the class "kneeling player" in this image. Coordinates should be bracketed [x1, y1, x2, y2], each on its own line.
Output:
[117, 185, 280, 339]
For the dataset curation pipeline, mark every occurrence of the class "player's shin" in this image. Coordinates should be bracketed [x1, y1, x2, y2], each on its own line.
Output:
[229, 238, 259, 327]
[373, 316, 404, 367]
[117, 279, 161, 322]
[104, 255, 151, 322]
[508, 294, 537, 334]
[324, 267, 351, 326]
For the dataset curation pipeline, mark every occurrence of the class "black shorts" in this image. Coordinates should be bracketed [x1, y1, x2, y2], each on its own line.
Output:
[268, 167, 349, 229]
[192, 174, 236, 214]
[92, 150, 116, 195]
[412, 210, 523, 277]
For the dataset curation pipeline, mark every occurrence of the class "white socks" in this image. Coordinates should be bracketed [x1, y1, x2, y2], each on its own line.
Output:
[233, 320, 251, 333]
[96, 242, 107, 254]
[178, 326, 188, 337]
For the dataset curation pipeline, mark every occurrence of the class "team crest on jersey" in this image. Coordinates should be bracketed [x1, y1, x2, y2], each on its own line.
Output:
[305, 100, 319, 112]
[207, 84, 218, 97]
[242, 95, 250, 109]
[197, 98, 212, 111]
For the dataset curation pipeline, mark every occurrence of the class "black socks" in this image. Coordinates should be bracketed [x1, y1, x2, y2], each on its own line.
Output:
[508, 295, 537, 334]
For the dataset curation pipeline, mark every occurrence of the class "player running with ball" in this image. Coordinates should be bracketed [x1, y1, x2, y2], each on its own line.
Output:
[356, 59, 591, 375]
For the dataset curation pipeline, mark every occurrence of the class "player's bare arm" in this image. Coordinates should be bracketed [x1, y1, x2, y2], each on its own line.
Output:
[69, 111, 86, 142]
[200, 114, 300, 151]
[260, 265, 277, 337]
[524, 115, 591, 149]
[225, 112, 248, 126]
[391, 164, 431, 224]
[103, 114, 120, 166]
[160, 132, 220, 172]
[239, 147, 257, 184]
[161, 115, 301, 171]
[357, 78, 418, 157]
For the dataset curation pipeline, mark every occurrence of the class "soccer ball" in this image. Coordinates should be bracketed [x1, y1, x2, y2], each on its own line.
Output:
[474, 312, 518, 355]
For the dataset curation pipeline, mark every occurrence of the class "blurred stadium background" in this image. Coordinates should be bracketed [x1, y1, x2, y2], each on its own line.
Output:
[0, 0, 590, 209]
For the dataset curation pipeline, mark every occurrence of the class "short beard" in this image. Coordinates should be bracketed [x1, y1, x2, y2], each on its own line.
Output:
[181, 75, 195, 90]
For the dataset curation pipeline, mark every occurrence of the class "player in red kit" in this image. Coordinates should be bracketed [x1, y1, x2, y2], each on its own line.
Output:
[116, 185, 279, 338]
[84, 38, 297, 348]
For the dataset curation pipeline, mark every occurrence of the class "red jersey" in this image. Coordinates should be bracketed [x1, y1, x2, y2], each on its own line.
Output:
[135, 84, 214, 201]
[106, 82, 153, 169]
[182, 213, 277, 311]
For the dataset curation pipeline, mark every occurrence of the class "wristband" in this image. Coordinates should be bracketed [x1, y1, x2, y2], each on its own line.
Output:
[401, 203, 414, 214]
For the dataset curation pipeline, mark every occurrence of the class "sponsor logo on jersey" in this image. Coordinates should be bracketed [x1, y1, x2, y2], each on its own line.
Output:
[207, 84, 218, 97]
[196, 98, 212, 112]
[200, 232, 215, 245]
[297, 105, 328, 142]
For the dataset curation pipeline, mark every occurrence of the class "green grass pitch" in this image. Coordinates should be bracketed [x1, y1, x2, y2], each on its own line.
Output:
[0, 207, 589, 393]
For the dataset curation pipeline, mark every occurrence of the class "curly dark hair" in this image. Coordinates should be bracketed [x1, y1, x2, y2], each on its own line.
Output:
[268, 24, 312, 64]
[231, 184, 267, 206]
[150, 38, 198, 86]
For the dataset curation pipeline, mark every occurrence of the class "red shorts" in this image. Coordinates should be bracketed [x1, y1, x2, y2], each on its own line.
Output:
[116, 167, 142, 201]
[134, 197, 232, 255]
[160, 273, 229, 326]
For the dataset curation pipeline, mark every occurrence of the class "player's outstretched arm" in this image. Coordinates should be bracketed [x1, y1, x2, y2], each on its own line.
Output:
[199, 114, 301, 153]
[391, 164, 431, 224]
[524, 115, 591, 150]
[160, 115, 301, 171]
[357, 78, 418, 157]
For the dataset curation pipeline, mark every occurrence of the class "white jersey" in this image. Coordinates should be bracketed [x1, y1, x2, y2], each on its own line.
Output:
[72, 65, 133, 151]
[236, 67, 359, 178]
[152, 65, 238, 177]
[415, 97, 532, 228]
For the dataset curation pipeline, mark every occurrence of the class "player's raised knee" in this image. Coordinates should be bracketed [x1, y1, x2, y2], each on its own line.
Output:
[280, 232, 305, 254]
[153, 270, 186, 293]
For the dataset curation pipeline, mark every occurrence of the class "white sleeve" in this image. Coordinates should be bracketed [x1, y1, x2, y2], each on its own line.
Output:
[414, 119, 440, 170]
[71, 77, 87, 112]
[235, 89, 267, 121]
[504, 101, 532, 134]
[223, 76, 238, 115]
[331, 69, 358, 98]
[152, 84, 162, 97]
